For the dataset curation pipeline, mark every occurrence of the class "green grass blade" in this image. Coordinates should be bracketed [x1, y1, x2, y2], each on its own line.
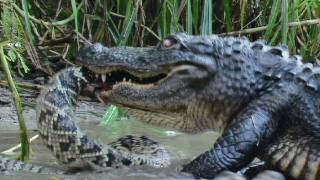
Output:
[118, 1, 138, 45]
[240, 0, 248, 29]
[71, 0, 80, 48]
[201, 0, 212, 35]
[186, 0, 193, 34]
[0, 41, 29, 161]
[264, 0, 281, 41]
[160, 0, 170, 37]
[106, 13, 121, 43]
[192, 0, 201, 34]
[281, 0, 289, 43]
[169, 0, 180, 33]
[270, 26, 281, 44]
[21, 0, 34, 43]
[223, 0, 233, 32]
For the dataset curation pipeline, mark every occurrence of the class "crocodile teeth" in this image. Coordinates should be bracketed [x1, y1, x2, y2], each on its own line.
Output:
[128, 79, 132, 83]
[95, 74, 99, 79]
[101, 74, 106, 82]
[123, 77, 126, 82]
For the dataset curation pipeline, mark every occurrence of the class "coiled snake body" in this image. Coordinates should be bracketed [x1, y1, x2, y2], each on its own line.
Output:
[36, 67, 171, 171]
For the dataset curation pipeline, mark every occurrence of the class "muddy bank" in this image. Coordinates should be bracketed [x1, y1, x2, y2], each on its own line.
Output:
[0, 87, 38, 131]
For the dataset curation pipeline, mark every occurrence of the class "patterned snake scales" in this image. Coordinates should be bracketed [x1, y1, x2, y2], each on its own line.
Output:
[36, 67, 170, 171]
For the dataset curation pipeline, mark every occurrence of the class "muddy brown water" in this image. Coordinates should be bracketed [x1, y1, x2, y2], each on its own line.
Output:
[0, 87, 220, 179]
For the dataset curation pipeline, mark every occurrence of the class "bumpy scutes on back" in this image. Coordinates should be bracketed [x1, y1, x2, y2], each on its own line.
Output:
[173, 33, 320, 98]
[213, 34, 320, 92]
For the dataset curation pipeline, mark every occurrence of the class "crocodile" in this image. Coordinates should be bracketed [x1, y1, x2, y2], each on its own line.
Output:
[0, 53, 284, 179]
[0, 63, 284, 180]
[75, 33, 320, 180]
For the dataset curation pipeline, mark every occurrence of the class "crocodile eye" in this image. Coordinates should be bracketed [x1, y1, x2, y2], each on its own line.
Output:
[162, 37, 179, 49]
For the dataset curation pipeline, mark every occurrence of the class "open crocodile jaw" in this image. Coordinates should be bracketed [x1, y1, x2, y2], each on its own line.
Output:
[80, 67, 168, 104]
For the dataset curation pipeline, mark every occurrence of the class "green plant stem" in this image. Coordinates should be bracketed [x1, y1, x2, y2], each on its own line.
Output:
[71, 0, 80, 48]
[0, 41, 30, 161]
[8, 0, 84, 26]
[109, 12, 161, 40]
[220, 18, 320, 36]
[0, 80, 43, 90]
[21, 0, 34, 43]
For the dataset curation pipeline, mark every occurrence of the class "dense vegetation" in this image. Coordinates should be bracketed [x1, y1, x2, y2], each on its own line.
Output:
[0, 0, 319, 160]
[1, 0, 319, 75]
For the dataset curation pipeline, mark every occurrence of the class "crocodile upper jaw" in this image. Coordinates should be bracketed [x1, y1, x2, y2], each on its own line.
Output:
[81, 67, 168, 92]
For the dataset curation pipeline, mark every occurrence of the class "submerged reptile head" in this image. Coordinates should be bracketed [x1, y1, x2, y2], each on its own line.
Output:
[76, 33, 272, 132]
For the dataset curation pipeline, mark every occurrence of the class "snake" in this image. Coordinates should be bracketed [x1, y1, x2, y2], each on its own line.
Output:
[36, 67, 171, 171]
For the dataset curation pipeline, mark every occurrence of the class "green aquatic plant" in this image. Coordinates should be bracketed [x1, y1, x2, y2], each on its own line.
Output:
[0, 40, 30, 161]
[1, 2, 30, 74]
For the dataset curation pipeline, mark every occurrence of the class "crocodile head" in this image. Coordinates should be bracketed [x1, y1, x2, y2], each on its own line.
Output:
[76, 33, 260, 132]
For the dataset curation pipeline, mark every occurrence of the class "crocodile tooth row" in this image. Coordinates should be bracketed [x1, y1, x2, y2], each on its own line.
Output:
[94, 72, 135, 83]
[94, 73, 108, 82]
